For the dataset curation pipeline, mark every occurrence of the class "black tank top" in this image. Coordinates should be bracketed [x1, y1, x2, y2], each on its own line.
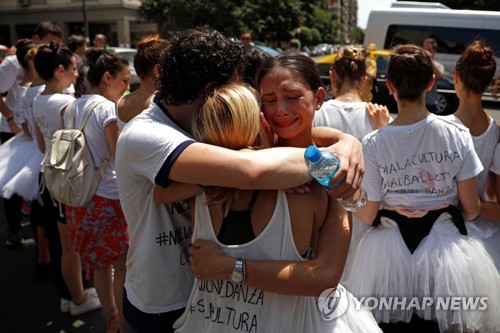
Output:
[217, 191, 260, 245]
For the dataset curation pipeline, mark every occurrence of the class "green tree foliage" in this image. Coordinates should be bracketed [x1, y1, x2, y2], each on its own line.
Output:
[140, 0, 339, 45]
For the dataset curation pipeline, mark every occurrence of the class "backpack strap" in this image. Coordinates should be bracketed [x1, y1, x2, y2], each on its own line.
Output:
[64, 100, 77, 130]
[70, 96, 111, 174]
[79, 98, 107, 131]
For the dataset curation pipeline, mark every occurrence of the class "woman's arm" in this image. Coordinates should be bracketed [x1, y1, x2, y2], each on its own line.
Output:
[153, 184, 203, 204]
[479, 171, 500, 223]
[22, 122, 32, 139]
[189, 198, 351, 296]
[353, 200, 380, 225]
[104, 121, 120, 157]
[168, 131, 362, 195]
[457, 176, 480, 221]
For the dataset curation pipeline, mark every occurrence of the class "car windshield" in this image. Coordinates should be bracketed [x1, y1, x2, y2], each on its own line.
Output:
[118, 51, 136, 67]
[254, 44, 280, 57]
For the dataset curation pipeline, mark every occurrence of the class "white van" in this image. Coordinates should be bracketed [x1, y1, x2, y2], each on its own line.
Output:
[364, 5, 500, 79]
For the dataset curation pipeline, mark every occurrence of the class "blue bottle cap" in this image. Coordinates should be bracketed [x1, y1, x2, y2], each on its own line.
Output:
[304, 145, 322, 163]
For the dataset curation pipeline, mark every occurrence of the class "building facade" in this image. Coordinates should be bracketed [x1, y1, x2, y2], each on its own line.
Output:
[321, 0, 358, 43]
[0, 0, 157, 47]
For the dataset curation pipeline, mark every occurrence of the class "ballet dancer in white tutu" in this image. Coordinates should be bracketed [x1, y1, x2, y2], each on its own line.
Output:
[443, 40, 500, 271]
[0, 39, 44, 202]
[346, 44, 500, 333]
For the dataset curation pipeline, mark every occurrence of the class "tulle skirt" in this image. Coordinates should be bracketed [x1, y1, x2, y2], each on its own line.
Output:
[0, 133, 44, 200]
[344, 217, 413, 324]
[346, 213, 500, 333]
[467, 218, 500, 272]
[321, 284, 383, 333]
[340, 217, 371, 285]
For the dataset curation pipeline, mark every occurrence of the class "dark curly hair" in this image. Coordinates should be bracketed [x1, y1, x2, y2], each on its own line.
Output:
[157, 26, 243, 106]
[456, 40, 496, 94]
[387, 44, 433, 101]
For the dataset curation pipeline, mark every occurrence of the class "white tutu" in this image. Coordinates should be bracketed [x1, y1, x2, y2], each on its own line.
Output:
[321, 284, 383, 333]
[340, 217, 371, 285]
[345, 217, 413, 324]
[0, 133, 44, 200]
[467, 218, 500, 271]
[412, 214, 500, 333]
[346, 213, 500, 333]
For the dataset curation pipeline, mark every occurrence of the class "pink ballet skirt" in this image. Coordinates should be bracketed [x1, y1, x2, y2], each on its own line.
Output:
[346, 212, 500, 333]
[0, 133, 44, 200]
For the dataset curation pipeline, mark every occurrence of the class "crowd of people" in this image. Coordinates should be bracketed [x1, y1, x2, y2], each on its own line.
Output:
[0, 21, 499, 333]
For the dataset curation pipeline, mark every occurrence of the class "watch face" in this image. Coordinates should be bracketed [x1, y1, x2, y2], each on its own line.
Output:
[231, 271, 244, 284]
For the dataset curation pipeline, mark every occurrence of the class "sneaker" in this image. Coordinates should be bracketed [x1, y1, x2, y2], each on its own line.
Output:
[60, 298, 71, 313]
[20, 215, 31, 227]
[70, 288, 101, 316]
[6, 230, 22, 248]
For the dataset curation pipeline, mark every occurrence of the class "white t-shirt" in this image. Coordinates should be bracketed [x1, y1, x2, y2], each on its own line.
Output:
[174, 191, 322, 333]
[0, 55, 24, 133]
[65, 94, 119, 199]
[19, 84, 45, 148]
[445, 114, 499, 200]
[33, 93, 75, 151]
[362, 114, 483, 211]
[313, 100, 375, 142]
[491, 143, 500, 176]
[116, 101, 194, 314]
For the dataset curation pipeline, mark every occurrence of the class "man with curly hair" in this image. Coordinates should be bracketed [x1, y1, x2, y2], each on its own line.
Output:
[116, 26, 363, 333]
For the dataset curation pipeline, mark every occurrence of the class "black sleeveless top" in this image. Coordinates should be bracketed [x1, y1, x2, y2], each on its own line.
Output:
[217, 191, 259, 245]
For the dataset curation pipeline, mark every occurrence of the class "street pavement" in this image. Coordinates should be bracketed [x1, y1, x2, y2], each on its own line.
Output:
[0, 199, 107, 333]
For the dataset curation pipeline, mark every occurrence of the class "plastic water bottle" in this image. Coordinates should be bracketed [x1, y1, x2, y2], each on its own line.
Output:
[304, 145, 367, 212]
[304, 145, 341, 190]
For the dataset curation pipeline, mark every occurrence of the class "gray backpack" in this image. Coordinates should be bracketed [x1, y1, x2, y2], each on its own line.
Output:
[42, 98, 110, 208]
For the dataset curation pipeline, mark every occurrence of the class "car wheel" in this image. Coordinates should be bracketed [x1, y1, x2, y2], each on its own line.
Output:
[435, 92, 448, 115]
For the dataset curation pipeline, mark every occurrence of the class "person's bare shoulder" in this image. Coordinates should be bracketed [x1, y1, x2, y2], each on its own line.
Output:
[118, 88, 155, 123]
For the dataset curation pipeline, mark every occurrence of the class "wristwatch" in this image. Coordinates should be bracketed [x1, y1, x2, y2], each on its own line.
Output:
[229, 257, 246, 284]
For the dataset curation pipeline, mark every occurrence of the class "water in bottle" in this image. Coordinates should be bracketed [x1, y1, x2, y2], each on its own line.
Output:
[304, 145, 367, 212]
[304, 145, 340, 190]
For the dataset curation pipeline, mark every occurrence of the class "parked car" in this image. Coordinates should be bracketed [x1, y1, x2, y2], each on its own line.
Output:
[252, 41, 281, 57]
[315, 50, 459, 115]
[111, 47, 140, 91]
